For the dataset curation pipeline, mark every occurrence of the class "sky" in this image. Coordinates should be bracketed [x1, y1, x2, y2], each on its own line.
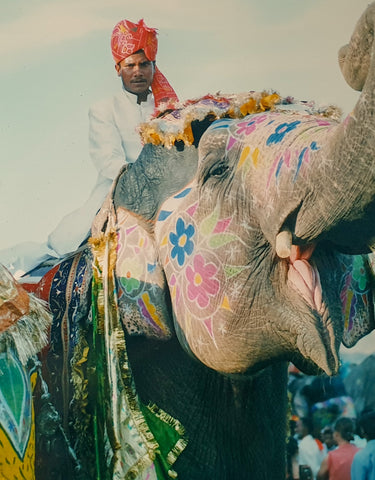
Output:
[1, 0, 375, 358]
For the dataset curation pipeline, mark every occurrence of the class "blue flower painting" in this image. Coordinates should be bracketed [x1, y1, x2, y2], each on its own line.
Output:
[169, 218, 195, 266]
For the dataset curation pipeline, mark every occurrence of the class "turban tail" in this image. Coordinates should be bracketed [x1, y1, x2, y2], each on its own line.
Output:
[111, 18, 178, 108]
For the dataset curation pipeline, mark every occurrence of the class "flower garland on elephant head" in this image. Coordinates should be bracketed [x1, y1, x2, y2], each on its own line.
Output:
[139, 91, 342, 148]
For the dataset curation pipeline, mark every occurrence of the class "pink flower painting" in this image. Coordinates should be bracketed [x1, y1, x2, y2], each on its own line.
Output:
[186, 254, 220, 308]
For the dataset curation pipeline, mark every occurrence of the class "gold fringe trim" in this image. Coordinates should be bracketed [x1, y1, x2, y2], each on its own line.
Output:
[141, 122, 195, 149]
[166, 438, 189, 467]
[146, 403, 188, 469]
[90, 226, 161, 477]
[89, 230, 118, 279]
[89, 207, 188, 479]
[124, 455, 156, 480]
[147, 403, 186, 437]
[239, 93, 280, 116]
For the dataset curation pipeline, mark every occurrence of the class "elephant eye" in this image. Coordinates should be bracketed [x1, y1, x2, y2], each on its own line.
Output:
[201, 156, 230, 185]
[209, 163, 229, 178]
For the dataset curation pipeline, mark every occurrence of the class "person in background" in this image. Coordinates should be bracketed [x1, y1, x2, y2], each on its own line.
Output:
[1, 18, 178, 276]
[351, 410, 375, 480]
[286, 434, 299, 480]
[353, 412, 369, 449]
[317, 417, 359, 480]
[296, 417, 325, 480]
[321, 426, 336, 452]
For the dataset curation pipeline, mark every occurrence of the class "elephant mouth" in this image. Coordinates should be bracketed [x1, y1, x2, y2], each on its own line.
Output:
[276, 230, 340, 375]
[276, 230, 322, 310]
[287, 245, 322, 312]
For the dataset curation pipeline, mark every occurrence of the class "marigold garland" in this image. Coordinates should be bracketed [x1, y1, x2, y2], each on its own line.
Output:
[139, 91, 281, 148]
[139, 90, 342, 149]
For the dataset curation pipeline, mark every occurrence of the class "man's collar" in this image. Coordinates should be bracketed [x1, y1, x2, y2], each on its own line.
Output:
[122, 87, 153, 105]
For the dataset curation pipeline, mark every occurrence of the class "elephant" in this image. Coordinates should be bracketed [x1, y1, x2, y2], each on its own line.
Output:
[16, 2, 375, 479]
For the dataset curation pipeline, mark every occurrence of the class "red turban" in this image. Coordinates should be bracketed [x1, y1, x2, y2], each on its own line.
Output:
[111, 19, 179, 108]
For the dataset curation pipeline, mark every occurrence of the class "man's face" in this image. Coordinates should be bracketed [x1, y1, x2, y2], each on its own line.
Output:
[295, 420, 306, 439]
[115, 50, 155, 96]
[323, 431, 335, 448]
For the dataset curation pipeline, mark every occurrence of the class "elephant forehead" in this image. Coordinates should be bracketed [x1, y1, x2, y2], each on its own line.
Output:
[200, 112, 336, 175]
[226, 112, 333, 150]
[199, 119, 229, 154]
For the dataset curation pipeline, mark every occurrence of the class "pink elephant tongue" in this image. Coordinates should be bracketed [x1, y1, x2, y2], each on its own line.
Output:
[288, 245, 323, 312]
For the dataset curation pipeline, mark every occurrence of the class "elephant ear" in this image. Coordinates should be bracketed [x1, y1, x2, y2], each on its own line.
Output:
[340, 253, 375, 347]
[115, 207, 173, 340]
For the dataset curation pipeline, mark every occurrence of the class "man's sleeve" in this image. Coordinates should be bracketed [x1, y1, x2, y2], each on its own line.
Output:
[88, 100, 127, 180]
[351, 452, 366, 480]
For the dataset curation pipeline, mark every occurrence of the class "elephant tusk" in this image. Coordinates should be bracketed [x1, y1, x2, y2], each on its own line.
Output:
[276, 229, 292, 258]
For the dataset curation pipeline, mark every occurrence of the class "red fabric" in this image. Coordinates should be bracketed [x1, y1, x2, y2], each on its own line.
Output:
[111, 19, 158, 63]
[21, 283, 38, 293]
[111, 18, 178, 108]
[327, 443, 359, 480]
[22, 264, 60, 303]
[315, 439, 324, 451]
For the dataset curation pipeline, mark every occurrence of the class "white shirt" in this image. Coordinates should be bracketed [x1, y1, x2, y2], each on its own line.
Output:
[0, 89, 155, 277]
[89, 88, 155, 177]
[298, 434, 325, 479]
[47, 89, 155, 256]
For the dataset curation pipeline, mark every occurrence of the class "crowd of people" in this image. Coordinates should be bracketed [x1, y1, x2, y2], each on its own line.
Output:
[286, 410, 375, 480]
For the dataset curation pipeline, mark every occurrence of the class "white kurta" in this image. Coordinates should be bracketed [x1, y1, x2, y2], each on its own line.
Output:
[0, 89, 155, 277]
[298, 434, 325, 479]
[47, 89, 155, 256]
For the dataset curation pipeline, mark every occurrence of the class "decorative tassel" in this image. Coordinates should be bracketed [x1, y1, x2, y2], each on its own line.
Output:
[0, 265, 51, 364]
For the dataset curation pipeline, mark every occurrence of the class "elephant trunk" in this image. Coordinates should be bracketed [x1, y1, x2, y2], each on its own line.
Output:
[294, 3, 375, 251]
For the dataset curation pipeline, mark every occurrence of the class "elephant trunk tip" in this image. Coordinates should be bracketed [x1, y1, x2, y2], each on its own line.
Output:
[296, 317, 341, 377]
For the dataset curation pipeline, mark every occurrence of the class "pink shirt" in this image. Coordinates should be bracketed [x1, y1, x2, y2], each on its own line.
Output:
[328, 443, 360, 480]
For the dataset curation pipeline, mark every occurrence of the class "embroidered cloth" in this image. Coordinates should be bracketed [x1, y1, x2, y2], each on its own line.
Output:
[88, 216, 186, 479]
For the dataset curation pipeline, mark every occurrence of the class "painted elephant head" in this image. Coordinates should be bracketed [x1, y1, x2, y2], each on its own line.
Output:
[113, 3, 375, 380]
[153, 111, 374, 378]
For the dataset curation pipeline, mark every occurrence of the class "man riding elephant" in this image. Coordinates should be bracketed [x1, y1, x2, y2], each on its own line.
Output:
[0, 18, 179, 277]
[47, 17, 179, 257]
